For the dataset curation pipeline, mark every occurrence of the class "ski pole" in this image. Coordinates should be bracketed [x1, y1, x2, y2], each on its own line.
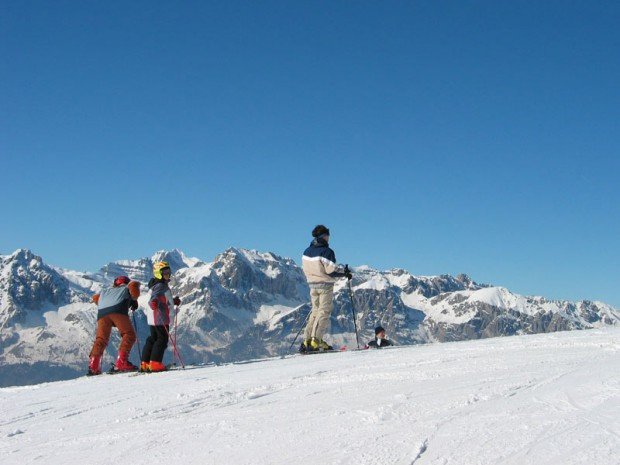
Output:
[131, 309, 142, 361]
[163, 325, 185, 369]
[347, 280, 361, 349]
[287, 306, 313, 354]
[162, 322, 185, 368]
[170, 306, 185, 368]
[172, 305, 184, 367]
[157, 309, 185, 369]
[173, 305, 181, 354]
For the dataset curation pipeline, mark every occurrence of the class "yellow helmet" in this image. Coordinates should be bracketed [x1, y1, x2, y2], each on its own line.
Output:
[153, 261, 171, 279]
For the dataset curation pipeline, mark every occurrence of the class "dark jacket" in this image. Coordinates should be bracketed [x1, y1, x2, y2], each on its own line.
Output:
[93, 282, 140, 320]
[367, 337, 393, 349]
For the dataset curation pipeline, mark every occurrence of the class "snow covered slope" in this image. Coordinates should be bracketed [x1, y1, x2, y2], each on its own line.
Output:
[0, 248, 618, 387]
[1, 327, 619, 465]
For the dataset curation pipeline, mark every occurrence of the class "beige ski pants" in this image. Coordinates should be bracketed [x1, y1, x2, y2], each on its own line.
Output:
[304, 286, 334, 341]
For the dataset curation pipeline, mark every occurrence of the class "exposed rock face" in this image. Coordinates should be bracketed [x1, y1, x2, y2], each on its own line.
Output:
[1, 248, 618, 387]
[0, 249, 89, 330]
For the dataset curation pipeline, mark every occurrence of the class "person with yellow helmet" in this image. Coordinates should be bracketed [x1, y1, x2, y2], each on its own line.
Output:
[140, 261, 181, 372]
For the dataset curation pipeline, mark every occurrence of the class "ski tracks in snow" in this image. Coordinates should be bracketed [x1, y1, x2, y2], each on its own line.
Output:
[410, 439, 429, 464]
[1, 328, 619, 465]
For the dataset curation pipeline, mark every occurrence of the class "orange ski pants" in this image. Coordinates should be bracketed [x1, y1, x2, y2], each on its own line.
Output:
[89, 313, 136, 358]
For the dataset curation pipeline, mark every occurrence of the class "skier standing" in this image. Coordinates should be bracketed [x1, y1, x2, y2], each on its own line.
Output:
[301, 225, 352, 351]
[88, 276, 141, 375]
[140, 261, 181, 372]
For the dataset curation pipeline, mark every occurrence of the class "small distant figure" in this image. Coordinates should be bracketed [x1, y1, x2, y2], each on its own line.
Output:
[87, 276, 141, 375]
[367, 326, 393, 349]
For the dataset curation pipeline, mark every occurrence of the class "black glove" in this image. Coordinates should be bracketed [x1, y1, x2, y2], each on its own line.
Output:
[129, 300, 138, 311]
[173, 296, 181, 306]
[344, 264, 352, 280]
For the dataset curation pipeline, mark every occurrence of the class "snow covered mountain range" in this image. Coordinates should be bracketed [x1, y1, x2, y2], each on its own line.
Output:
[0, 248, 618, 387]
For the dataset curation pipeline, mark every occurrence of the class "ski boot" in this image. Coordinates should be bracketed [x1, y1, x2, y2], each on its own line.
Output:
[139, 361, 151, 373]
[310, 338, 332, 351]
[300, 339, 315, 353]
[149, 361, 167, 373]
[114, 351, 138, 372]
[87, 355, 102, 376]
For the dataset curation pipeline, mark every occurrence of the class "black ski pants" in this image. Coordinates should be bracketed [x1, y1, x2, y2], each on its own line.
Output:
[141, 325, 169, 363]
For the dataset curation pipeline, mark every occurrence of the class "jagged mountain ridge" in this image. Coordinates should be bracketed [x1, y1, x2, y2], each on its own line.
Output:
[0, 247, 618, 387]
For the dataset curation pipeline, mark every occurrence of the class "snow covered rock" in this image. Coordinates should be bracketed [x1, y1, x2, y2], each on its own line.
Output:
[0, 248, 618, 387]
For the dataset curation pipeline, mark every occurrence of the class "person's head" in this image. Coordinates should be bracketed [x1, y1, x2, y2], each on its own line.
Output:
[375, 326, 386, 339]
[312, 225, 330, 242]
[153, 261, 172, 281]
[113, 276, 130, 287]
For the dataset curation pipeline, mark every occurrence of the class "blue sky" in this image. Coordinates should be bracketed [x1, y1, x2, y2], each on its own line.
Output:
[1, 1, 618, 307]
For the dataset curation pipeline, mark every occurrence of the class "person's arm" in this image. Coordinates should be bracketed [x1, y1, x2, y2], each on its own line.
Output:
[323, 249, 348, 278]
[128, 281, 141, 299]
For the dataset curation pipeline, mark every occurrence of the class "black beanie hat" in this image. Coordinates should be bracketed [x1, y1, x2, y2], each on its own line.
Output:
[375, 326, 385, 336]
[312, 225, 330, 238]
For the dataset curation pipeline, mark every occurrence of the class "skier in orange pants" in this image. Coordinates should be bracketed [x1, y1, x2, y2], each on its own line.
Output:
[88, 276, 141, 375]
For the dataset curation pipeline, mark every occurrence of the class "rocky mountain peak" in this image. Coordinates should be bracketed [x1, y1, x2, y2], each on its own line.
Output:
[454, 273, 484, 290]
[209, 247, 305, 300]
[151, 249, 201, 271]
[98, 257, 152, 283]
[95, 249, 201, 284]
[4, 248, 42, 267]
[0, 250, 79, 330]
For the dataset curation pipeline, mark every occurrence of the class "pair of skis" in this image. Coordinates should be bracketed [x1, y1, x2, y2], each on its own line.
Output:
[292, 280, 363, 355]
[105, 363, 178, 376]
[299, 345, 368, 356]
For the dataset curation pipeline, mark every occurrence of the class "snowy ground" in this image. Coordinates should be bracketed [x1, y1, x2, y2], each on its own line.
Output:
[1, 328, 619, 465]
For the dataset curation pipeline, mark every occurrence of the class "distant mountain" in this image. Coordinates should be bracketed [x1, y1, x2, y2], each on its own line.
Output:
[1, 248, 618, 387]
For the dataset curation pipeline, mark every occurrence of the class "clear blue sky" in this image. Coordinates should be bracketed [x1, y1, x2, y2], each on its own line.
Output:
[1, 1, 618, 307]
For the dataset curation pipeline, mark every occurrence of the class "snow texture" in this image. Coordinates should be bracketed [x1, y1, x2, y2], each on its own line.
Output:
[1, 327, 619, 465]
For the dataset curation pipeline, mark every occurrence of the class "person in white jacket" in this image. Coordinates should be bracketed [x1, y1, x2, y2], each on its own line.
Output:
[301, 225, 351, 351]
[140, 261, 181, 372]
